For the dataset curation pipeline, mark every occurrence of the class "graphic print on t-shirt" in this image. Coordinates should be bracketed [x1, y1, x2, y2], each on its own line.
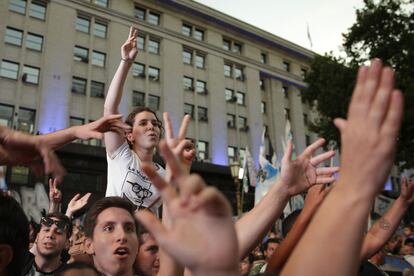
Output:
[121, 170, 153, 208]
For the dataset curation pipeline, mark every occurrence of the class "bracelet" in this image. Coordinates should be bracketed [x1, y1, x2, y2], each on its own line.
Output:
[121, 57, 133, 64]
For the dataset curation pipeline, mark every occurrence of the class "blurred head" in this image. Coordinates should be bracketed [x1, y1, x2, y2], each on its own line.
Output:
[84, 197, 139, 276]
[0, 193, 29, 276]
[125, 107, 163, 150]
[134, 226, 159, 276]
[36, 213, 72, 260]
[264, 238, 281, 261]
[403, 226, 413, 237]
[239, 253, 254, 276]
[56, 262, 99, 276]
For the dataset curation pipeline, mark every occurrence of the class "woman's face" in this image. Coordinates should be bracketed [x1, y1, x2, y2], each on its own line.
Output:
[127, 111, 161, 150]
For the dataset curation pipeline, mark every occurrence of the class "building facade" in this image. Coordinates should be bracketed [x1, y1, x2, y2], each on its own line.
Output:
[0, 0, 317, 212]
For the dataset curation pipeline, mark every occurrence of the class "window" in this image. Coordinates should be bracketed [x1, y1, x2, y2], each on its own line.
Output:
[76, 16, 90, 33]
[184, 103, 194, 118]
[90, 81, 105, 98]
[9, 0, 26, 14]
[301, 68, 307, 79]
[284, 108, 290, 121]
[236, 92, 245, 105]
[183, 49, 192, 65]
[196, 80, 207, 94]
[22, 65, 40, 84]
[194, 28, 204, 41]
[134, 7, 146, 20]
[223, 38, 243, 53]
[17, 107, 35, 133]
[72, 77, 87, 94]
[148, 94, 160, 111]
[10, 166, 29, 184]
[148, 39, 160, 54]
[148, 67, 160, 81]
[260, 79, 265, 90]
[222, 39, 231, 51]
[260, 52, 267, 64]
[29, 1, 46, 20]
[198, 107, 208, 122]
[261, 102, 266, 114]
[70, 117, 85, 144]
[225, 88, 234, 102]
[133, 91, 145, 107]
[239, 148, 246, 165]
[94, 21, 107, 38]
[183, 76, 193, 91]
[233, 42, 242, 54]
[73, 46, 89, 62]
[224, 64, 232, 77]
[92, 51, 106, 67]
[238, 116, 248, 130]
[197, 141, 208, 160]
[5, 27, 23, 46]
[94, 0, 108, 7]
[137, 35, 145, 51]
[195, 53, 205, 69]
[0, 60, 19, 80]
[26, 33, 43, 51]
[283, 61, 290, 72]
[228, 146, 237, 163]
[132, 63, 145, 77]
[282, 86, 288, 98]
[227, 114, 235, 128]
[234, 66, 244, 80]
[306, 135, 311, 146]
[148, 12, 160, 25]
[182, 24, 192, 36]
[0, 104, 14, 127]
[304, 114, 308, 126]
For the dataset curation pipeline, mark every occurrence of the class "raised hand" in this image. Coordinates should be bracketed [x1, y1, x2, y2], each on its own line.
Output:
[121, 27, 138, 62]
[65, 192, 91, 218]
[136, 141, 239, 275]
[334, 59, 403, 197]
[75, 114, 131, 140]
[279, 138, 339, 196]
[302, 183, 331, 215]
[0, 127, 65, 182]
[48, 178, 62, 204]
[399, 177, 414, 205]
[163, 112, 196, 173]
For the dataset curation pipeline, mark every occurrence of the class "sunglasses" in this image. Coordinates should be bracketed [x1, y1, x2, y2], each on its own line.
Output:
[40, 217, 68, 233]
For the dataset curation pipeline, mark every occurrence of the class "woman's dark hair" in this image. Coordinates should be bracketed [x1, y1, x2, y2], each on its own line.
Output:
[0, 193, 29, 276]
[125, 107, 164, 148]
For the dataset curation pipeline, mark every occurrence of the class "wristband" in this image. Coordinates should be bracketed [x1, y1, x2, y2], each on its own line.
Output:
[121, 57, 133, 64]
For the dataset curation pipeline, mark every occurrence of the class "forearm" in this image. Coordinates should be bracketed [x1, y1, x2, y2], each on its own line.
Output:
[49, 202, 60, 213]
[360, 196, 408, 261]
[266, 205, 315, 273]
[104, 61, 132, 115]
[36, 126, 79, 150]
[236, 181, 289, 259]
[282, 183, 373, 276]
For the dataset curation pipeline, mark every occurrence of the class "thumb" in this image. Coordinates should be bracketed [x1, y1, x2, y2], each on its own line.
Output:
[135, 210, 168, 245]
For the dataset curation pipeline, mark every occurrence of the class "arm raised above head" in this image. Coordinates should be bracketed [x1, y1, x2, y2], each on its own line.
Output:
[104, 27, 138, 155]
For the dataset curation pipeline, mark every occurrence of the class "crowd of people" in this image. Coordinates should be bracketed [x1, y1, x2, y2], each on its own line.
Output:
[0, 27, 412, 276]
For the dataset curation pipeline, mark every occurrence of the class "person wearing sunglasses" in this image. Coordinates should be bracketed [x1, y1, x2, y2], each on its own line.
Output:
[23, 213, 72, 276]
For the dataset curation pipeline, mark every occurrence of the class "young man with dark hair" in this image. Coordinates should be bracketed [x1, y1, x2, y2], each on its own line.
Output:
[84, 196, 139, 276]
[0, 193, 30, 276]
[23, 213, 72, 276]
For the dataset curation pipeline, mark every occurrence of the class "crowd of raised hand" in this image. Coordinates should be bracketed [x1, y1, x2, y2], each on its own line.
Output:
[0, 27, 411, 276]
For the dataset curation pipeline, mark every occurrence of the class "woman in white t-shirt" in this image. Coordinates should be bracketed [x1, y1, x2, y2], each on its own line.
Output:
[103, 27, 195, 211]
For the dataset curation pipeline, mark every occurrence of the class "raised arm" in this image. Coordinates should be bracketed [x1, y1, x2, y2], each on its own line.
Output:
[48, 178, 62, 213]
[0, 125, 65, 182]
[65, 192, 91, 219]
[282, 60, 404, 276]
[36, 114, 130, 150]
[360, 176, 414, 261]
[266, 184, 331, 274]
[104, 27, 138, 155]
[235, 139, 338, 259]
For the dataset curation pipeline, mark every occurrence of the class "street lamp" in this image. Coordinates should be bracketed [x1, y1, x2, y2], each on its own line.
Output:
[230, 161, 241, 217]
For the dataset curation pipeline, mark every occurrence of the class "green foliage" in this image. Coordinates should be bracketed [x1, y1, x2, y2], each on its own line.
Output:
[304, 0, 414, 168]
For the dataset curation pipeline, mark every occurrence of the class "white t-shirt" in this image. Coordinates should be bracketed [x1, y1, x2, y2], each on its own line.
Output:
[106, 141, 165, 211]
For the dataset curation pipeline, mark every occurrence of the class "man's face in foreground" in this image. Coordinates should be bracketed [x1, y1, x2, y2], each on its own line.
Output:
[87, 207, 138, 276]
